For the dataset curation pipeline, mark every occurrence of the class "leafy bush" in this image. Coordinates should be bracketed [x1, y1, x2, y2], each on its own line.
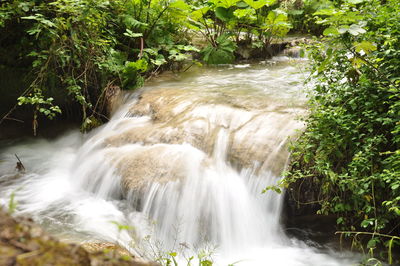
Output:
[284, 0, 335, 34]
[201, 34, 237, 64]
[279, 0, 400, 261]
[189, 0, 291, 64]
[0, 0, 196, 132]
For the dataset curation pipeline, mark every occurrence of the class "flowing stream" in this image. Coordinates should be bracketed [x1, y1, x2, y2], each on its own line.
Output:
[0, 57, 357, 265]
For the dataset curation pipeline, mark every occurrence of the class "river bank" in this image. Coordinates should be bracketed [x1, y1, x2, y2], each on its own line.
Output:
[0, 208, 157, 266]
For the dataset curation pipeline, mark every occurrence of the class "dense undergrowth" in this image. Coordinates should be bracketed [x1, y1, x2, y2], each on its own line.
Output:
[0, 0, 297, 134]
[0, 0, 200, 133]
[276, 0, 400, 263]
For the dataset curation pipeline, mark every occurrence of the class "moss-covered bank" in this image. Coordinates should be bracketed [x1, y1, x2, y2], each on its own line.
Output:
[0, 209, 156, 266]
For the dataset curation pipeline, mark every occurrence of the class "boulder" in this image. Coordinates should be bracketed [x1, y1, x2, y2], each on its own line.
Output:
[102, 87, 305, 192]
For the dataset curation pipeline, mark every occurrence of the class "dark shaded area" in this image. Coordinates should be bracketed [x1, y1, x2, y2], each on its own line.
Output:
[235, 42, 288, 60]
[281, 178, 338, 246]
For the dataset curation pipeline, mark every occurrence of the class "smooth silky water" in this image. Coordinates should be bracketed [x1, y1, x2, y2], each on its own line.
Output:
[0, 57, 357, 265]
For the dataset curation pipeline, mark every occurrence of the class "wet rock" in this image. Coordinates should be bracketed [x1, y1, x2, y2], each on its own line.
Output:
[0, 209, 90, 266]
[101, 87, 305, 192]
[105, 85, 123, 116]
[109, 145, 205, 192]
[0, 209, 153, 266]
[82, 242, 159, 266]
[283, 47, 302, 58]
[82, 242, 132, 257]
[235, 42, 289, 60]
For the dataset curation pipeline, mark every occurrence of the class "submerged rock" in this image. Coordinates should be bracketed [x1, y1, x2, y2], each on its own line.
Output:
[82, 242, 131, 257]
[110, 144, 207, 192]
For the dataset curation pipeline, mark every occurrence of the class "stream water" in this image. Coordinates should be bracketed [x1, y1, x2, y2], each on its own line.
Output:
[0, 57, 357, 265]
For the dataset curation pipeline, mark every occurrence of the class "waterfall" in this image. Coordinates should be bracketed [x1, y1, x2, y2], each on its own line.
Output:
[0, 58, 356, 265]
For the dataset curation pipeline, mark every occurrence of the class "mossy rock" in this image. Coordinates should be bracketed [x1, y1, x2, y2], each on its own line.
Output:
[0, 209, 156, 266]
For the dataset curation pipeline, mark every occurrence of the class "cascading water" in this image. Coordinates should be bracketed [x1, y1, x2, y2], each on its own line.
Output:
[0, 57, 357, 265]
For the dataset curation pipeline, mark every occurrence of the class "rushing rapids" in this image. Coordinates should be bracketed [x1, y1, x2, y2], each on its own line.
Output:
[0, 57, 357, 265]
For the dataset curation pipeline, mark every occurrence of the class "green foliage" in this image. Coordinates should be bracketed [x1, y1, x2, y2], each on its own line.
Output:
[17, 88, 61, 135]
[337, 231, 400, 265]
[189, 0, 291, 64]
[18, 91, 61, 120]
[159, 249, 215, 266]
[110, 221, 135, 233]
[283, 0, 335, 34]
[80, 115, 102, 132]
[278, 0, 400, 262]
[8, 192, 17, 215]
[0, 0, 197, 133]
[122, 59, 148, 90]
[201, 34, 237, 64]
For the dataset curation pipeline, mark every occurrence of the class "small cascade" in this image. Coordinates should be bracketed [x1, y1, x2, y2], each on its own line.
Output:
[0, 58, 356, 265]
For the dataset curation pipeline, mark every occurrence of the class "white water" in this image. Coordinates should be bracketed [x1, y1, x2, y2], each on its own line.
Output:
[0, 57, 356, 265]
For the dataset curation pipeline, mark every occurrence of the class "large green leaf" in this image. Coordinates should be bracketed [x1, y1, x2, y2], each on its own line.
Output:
[314, 8, 337, 16]
[202, 35, 237, 64]
[191, 6, 210, 21]
[354, 41, 377, 54]
[233, 8, 255, 19]
[323, 27, 340, 36]
[215, 7, 234, 22]
[348, 24, 366, 35]
[170, 0, 190, 11]
[123, 29, 143, 38]
[202, 46, 235, 64]
[211, 0, 240, 9]
[216, 34, 237, 53]
[244, 0, 276, 10]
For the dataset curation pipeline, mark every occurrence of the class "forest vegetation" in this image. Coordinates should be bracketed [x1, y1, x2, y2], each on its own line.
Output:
[277, 0, 400, 263]
[0, 0, 292, 133]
